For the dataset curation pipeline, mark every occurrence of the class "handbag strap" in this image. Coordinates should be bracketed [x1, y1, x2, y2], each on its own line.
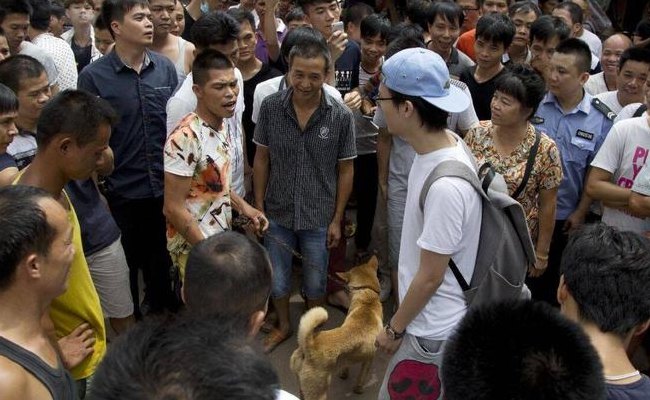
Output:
[512, 129, 541, 200]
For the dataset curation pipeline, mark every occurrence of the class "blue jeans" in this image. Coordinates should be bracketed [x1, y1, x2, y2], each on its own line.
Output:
[265, 220, 329, 299]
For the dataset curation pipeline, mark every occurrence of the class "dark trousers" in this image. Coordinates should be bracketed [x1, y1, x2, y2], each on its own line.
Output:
[527, 220, 567, 307]
[109, 196, 176, 317]
[353, 153, 378, 251]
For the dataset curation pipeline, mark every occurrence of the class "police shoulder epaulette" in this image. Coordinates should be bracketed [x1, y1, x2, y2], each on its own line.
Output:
[530, 116, 544, 125]
[450, 79, 468, 91]
[591, 97, 617, 121]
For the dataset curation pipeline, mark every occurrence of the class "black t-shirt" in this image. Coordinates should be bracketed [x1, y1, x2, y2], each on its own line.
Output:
[181, 8, 195, 42]
[65, 178, 122, 256]
[459, 66, 507, 121]
[243, 63, 282, 165]
[71, 40, 92, 73]
[335, 40, 361, 96]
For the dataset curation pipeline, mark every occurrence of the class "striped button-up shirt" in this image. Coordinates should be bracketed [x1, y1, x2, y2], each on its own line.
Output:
[254, 88, 356, 231]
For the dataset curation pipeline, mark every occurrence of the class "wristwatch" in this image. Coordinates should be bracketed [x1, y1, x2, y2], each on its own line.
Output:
[385, 323, 405, 340]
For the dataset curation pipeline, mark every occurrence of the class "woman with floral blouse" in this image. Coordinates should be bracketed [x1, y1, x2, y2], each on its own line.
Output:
[465, 64, 563, 280]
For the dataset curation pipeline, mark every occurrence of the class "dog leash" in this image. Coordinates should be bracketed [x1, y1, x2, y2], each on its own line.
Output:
[233, 215, 347, 287]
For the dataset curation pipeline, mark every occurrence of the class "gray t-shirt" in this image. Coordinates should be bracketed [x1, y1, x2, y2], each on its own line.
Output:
[354, 63, 380, 155]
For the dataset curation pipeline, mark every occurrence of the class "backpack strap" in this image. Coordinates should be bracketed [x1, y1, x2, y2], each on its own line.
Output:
[418, 160, 487, 212]
[633, 104, 648, 118]
[448, 259, 470, 291]
[511, 129, 541, 200]
[418, 160, 486, 294]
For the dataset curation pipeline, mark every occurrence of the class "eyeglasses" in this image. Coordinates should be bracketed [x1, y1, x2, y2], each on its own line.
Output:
[375, 97, 396, 108]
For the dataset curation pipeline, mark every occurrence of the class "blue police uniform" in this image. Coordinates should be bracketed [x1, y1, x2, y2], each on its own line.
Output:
[532, 91, 615, 220]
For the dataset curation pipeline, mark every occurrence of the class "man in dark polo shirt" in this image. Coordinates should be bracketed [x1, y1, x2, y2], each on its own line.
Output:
[253, 38, 356, 353]
[78, 0, 179, 316]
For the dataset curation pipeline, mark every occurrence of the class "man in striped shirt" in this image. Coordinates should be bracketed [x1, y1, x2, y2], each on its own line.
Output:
[253, 37, 356, 352]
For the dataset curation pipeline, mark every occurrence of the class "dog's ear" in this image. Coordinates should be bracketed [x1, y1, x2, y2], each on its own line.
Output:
[368, 255, 379, 270]
[336, 271, 349, 282]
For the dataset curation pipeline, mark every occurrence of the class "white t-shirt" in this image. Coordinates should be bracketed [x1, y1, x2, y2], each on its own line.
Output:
[251, 75, 342, 124]
[585, 72, 608, 96]
[398, 137, 482, 340]
[578, 29, 602, 61]
[595, 90, 624, 114]
[616, 102, 647, 123]
[276, 390, 299, 400]
[166, 70, 245, 196]
[32, 33, 78, 91]
[19, 41, 59, 86]
[591, 116, 650, 233]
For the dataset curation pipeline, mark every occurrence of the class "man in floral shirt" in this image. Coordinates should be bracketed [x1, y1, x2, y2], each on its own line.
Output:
[164, 49, 267, 282]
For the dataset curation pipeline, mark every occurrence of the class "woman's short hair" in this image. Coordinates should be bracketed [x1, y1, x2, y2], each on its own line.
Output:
[494, 64, 546, 119]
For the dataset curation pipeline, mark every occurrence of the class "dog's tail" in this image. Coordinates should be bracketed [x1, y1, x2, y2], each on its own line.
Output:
[297, 306, 329, 351]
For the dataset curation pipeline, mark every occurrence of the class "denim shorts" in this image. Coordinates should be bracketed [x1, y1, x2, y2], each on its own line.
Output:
[264, 220, 329, 299]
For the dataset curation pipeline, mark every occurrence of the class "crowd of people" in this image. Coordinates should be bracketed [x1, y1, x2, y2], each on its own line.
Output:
[0, 0, 649, 398]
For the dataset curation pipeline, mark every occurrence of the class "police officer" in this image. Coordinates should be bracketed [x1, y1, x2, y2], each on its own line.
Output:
[530, 38, 615, 306]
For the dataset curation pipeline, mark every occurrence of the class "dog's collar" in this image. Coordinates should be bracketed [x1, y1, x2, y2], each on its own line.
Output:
[346, 285, 380, 295]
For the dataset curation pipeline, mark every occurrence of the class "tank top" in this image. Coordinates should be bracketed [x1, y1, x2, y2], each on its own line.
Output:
[174, 36, 188, 87]
[0, 336, 76, 400]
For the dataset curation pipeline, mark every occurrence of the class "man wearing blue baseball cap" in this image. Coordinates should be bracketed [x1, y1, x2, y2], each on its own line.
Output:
[374, 48, 480, 400]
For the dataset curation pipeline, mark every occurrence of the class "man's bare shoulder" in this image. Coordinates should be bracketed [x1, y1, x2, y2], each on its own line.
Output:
[0, 355, 30, 400]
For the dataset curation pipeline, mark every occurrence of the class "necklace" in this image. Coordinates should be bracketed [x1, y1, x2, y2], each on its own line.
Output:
[604, 370, 640, 381]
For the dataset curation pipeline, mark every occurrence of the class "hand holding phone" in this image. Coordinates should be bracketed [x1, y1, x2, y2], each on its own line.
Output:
[331, 21, 344, 33]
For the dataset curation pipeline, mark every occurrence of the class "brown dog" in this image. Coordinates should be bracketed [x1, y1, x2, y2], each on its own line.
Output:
[290, 256, 383, 400]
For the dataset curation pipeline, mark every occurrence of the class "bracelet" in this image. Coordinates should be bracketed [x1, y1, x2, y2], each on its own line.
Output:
[385, 322, 405, 340]
[536, 254, 549, 261]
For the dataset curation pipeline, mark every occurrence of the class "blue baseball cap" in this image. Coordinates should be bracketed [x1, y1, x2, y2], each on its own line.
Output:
[381, 48, 470, 114]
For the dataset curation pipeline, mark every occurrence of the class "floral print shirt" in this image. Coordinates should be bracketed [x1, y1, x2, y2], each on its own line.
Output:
[465, 121, 563, 240]
[164, 113, 232, 255]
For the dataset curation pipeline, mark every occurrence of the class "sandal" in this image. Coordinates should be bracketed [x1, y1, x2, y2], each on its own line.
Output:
[260, 320, 275, 334]
[263, 328, 293, 353]
[327, 291, 349, 314]
[260, 311, 278, 333]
